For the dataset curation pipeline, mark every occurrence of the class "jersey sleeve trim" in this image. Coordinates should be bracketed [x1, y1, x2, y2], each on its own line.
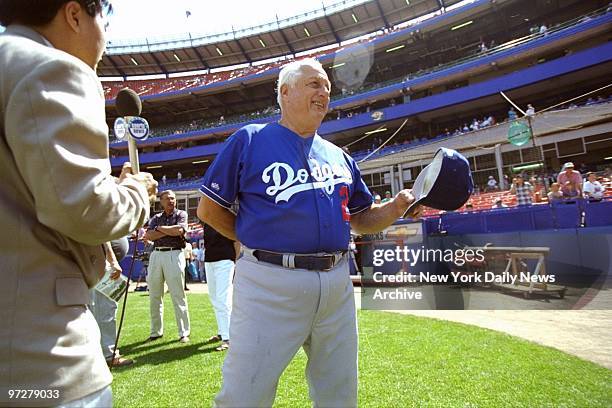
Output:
[348, 204, 371, 215]
[199, 185, 233, 209]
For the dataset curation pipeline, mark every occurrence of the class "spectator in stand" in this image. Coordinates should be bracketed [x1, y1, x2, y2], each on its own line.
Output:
[557, 162, 582, 198]
[547, 182, 564, 202]
[491, 198, 507, 209]
[510, 175, 534, 206]
[162, 174, 167, 185]
[526, 104, 535, 116]
[479, 41, 488, 53]
[470, 119, 479, 131]
[373, 194, 382, 204]
[177, 171, 182, 181]
[583, 172, 604, 200]
[486, 176, 499, 192]
[539, 24, 548, 35]
[381, 191, 392, 203]
[480, 116, 491, 127]
[508, 107, 517, 121]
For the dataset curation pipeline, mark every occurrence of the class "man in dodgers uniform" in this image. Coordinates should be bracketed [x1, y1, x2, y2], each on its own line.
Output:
[198, 58, 420, 407]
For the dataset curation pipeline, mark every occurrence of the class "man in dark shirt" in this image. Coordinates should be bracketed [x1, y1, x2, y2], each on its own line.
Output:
[144, 190, 191, 343]
[204, 223, 239, 351]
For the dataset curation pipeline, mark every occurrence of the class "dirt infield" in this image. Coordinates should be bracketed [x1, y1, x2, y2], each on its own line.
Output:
[393, 309, 612, 369]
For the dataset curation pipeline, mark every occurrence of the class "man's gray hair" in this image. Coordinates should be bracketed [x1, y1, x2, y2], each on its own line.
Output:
[276, 58, 326, 107]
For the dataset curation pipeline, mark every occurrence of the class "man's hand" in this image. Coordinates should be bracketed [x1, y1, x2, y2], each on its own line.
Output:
[109, 262, 122, 280]
[351, 189, 419, 234]
[118, 162, 133, 183]
[393, 189, 417, 216]
[124, 172, 158, 204]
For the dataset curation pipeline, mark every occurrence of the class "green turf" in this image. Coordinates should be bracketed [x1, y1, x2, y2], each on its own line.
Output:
[111, 293, 612, 407]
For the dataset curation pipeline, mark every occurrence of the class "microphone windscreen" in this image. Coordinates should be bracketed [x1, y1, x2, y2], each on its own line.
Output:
[116, 88, 142, 117]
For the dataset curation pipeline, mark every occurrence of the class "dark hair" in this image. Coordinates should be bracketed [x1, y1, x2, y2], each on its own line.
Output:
[0, 0, 109, 27]
[159, 190, 176, 200]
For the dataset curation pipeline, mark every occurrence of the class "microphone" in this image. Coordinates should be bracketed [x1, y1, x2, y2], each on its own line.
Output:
[115, 88, 144, 173]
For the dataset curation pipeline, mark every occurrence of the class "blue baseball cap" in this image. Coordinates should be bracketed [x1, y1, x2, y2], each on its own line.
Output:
[405, 147, 474, 215]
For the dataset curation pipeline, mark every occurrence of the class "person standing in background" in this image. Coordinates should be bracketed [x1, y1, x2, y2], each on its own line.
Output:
[198, 241, 207, 282]
[145, 190, 191, 343]
[90, 238, 134, 367]
[203, 223, 239, 352]
[183, 240, 193, 291]
[192, 241, 201, 281]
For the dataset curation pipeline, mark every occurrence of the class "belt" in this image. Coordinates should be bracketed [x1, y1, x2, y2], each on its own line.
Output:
[154, 247, 183, 252]
[253, 250, 346, 272]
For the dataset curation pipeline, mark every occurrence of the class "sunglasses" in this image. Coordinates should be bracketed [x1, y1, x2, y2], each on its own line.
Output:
[83, 0, 113, 30]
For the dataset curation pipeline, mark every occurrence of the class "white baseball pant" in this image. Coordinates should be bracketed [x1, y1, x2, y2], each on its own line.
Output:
[214, 248, 358, 407]
[147, 249, 191, 338]
[205, 259, 234, 341]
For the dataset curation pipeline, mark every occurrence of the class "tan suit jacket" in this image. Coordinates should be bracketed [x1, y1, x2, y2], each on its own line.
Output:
[0, 25, 150, 405]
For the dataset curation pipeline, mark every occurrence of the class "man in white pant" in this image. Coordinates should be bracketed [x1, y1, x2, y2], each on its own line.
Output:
[145, 190, 191, 343]
[203, 223, 239, 351]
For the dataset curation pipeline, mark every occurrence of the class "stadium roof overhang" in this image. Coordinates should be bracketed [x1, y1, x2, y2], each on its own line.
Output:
[97, 0, 468, 77]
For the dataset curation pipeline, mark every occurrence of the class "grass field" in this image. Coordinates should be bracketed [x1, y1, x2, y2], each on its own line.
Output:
[111, 292, 612, 407]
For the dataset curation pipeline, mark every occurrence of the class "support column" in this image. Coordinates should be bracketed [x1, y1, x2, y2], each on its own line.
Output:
[495, 143, 505, 190]
[397, 163, 405, 191]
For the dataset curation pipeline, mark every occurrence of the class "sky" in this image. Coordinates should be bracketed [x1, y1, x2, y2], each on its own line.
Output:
[0, 0, 367, 39]
[106, 0, 366, 42]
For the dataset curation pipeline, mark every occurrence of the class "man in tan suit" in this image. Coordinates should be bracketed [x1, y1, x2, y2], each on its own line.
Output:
[0, 1, 156, 406]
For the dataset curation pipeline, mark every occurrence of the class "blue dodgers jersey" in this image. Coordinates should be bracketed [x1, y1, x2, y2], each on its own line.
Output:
[200, 123, 373, 254]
